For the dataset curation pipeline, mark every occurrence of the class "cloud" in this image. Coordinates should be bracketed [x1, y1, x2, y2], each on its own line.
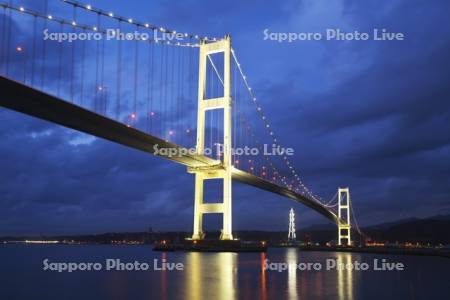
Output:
[0, 0, 449, 234]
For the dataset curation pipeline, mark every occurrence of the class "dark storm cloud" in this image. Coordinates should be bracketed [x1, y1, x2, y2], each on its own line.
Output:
[0, 0, 449, 234]
[0, 111, 195, 235]
[253, 0, 450, 223]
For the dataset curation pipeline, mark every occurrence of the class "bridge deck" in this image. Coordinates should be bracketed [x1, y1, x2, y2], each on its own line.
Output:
[0, 76, 340, 225]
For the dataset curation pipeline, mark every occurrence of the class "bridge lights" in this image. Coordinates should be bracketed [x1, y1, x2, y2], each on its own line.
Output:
[86, 4, 92, 10]
[128, 18, 133, 24]
[186, 129, 191, 133]
[19, 6, 24, 11]
[168, 130, 174, 136]
[108, 12, 113, 17]
[130, 113, 136, 119]
[16, 46, 23, 52]
[48, 15, 53, 20]
[150, 111, 155, 117]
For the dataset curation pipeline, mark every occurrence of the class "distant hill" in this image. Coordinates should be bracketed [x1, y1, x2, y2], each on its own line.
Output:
[428, 214, 450, 221]
[364, 216, 450, 244]
[366, 217, 420, 230]
[297, 215, 450, 244]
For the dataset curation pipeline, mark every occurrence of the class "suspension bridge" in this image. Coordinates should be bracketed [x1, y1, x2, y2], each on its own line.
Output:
[0, 0, 364, 245]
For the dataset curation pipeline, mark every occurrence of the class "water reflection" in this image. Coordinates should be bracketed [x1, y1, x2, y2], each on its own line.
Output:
[281, 249, 356, 299]
[186, 252, 201, 300]
[337, 253, 354, 300]
[183, 250, 357, 299]
[2, 246, 445, 299]
[216, 253, 237, 299]
[260, 252, 267, 300]
[285, 248, 298, 299]
[160, 252, 168, 300]
[185, 252, 237, 300]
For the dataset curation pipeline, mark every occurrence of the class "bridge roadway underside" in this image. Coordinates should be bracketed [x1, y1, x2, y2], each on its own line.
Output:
[0, 76, 340, 225]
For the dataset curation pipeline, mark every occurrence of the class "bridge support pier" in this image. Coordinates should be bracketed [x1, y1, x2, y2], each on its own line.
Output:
[190, 36, 233, 240]
[338, 187, 351, 246]
[190, 168, 233, 240]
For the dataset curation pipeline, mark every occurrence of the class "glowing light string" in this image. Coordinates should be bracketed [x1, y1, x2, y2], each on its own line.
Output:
[231, 48, 327, 204]
[61, 0, 216, 42]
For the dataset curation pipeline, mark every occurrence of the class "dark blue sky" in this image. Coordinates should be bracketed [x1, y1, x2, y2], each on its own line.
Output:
[1, 0, 449, 235]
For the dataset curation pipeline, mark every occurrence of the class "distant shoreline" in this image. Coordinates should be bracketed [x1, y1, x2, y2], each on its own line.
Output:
[2, 241, 449, 259]
[297, 245, 450, 259]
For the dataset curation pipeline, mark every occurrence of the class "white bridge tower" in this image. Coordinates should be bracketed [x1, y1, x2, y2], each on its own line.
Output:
[338, 187, 351, 246]
[190, 36, 233, 240]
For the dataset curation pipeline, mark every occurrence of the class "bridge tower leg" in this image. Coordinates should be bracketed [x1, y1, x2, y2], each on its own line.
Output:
[338, 187, 351, 246]
[191, 35, 233, 240]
